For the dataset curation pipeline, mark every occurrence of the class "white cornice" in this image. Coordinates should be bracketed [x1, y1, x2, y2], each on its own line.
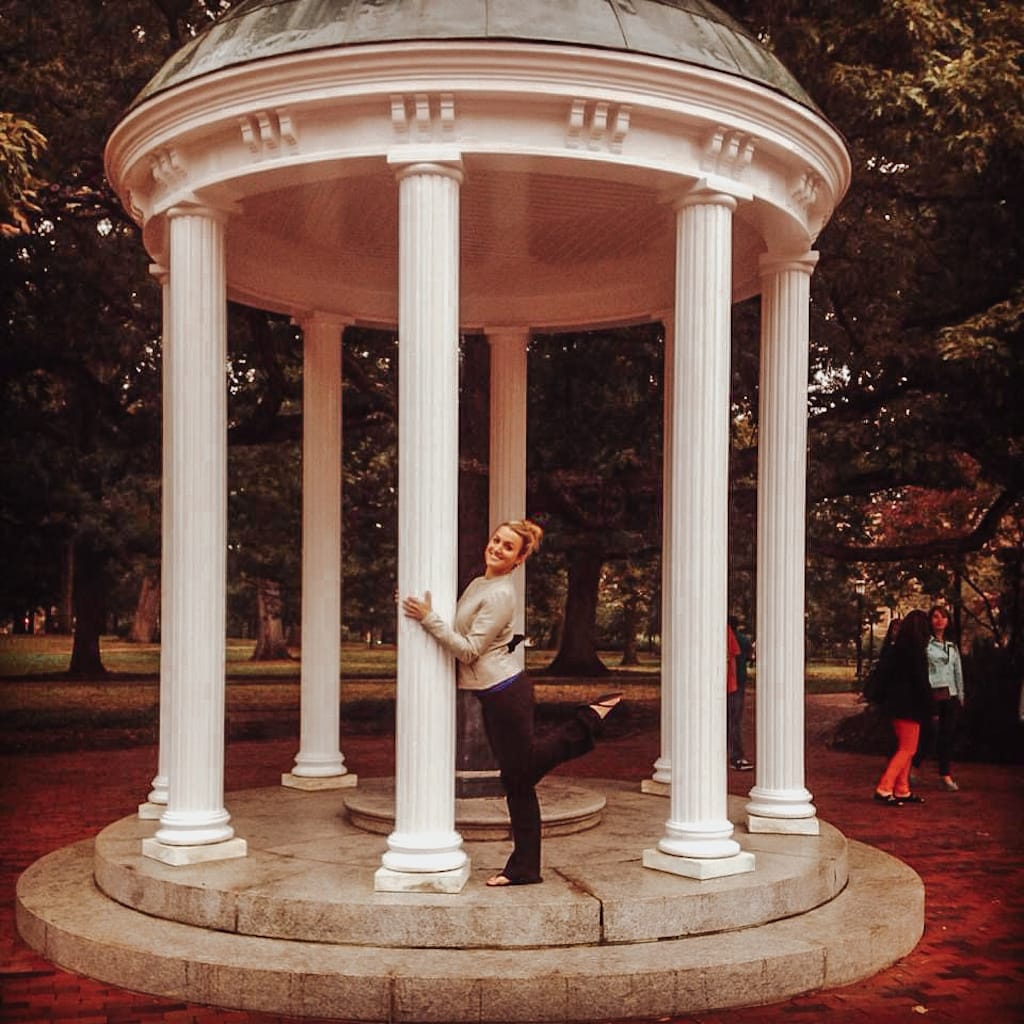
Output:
[106, 41, 849, 212]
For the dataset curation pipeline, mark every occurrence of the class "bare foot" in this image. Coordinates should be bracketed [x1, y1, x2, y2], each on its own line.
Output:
[486, 874, 512, 887]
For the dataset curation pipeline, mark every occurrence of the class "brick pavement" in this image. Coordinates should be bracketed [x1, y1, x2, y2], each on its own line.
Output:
[1, 694, 1021, 1024]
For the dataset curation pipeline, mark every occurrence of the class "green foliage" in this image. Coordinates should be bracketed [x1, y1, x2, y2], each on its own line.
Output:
[716, 0, 1024, 653]
[0, 112, 47, 234]
[526, 325, 664, 662]
[340, 328, 398, 641]
[1, 0, 1020, 669]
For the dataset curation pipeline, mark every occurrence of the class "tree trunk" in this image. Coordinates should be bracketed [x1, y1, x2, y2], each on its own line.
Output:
[251, 577, 293, 660]
[543, 547, 608, 676]
[67, 543, 107, 676]
[130, 574, 161, 643]
[619, 597, 640, 666]
[57, 540, 74, 634]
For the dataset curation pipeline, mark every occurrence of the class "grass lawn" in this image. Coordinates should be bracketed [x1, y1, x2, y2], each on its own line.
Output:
[0, 633, 858, 694]
[0, 635, 858, 751]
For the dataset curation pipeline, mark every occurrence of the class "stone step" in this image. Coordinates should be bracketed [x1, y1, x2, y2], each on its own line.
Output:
[17, 837, 923, 1022]
[88, 783, 849, 948]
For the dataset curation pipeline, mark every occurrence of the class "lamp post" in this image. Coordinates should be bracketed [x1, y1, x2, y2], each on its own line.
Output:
[867, 608, 876, 668]
[854, 579, 866, 684]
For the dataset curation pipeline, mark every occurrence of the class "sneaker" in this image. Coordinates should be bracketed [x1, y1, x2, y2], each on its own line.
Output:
[941, 777, 960, 792]
[731, 758, 754, 771]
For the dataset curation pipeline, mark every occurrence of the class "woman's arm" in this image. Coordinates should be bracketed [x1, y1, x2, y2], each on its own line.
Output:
[404, 585, 514, 665]
[952, 646, 965, 700]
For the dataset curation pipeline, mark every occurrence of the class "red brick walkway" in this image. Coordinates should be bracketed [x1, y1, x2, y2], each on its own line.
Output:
[2, 695, 1021, 1024]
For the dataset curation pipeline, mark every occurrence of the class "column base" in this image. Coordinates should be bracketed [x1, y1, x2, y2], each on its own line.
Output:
[142, 836, 248, 867]
[640, 779, 671, 797]
[747, 814, 820, 836]
[642, 847, 756, 880]
[374, 862, 471, 894]
[281, 772, 358, 791]
[137, 801, 166, 820]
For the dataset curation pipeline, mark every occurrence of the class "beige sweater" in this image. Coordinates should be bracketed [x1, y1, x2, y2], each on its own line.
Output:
[419, 573, 521, 691]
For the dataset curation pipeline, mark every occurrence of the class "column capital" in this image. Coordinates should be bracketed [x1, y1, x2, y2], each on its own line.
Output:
[165, 199, 236, 223]
[292, 310, 353, 333]
[387, 148, 464, 184]
[668, 174, 753, 211]
[758, 250, 820, 278]
[484, 325, 530, 347]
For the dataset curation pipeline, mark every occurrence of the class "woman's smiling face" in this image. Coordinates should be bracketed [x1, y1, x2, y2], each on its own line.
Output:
[483, 525, 524, 577]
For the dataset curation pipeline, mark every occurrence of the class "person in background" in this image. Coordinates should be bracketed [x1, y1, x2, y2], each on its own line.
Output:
[402, 518, 622, 886]
[914, 604, 965, 792]
[873, 608, 933, 806]
[728, 616, 753, 771]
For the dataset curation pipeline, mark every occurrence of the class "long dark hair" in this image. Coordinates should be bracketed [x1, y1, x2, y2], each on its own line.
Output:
[929, 603, 959, 645]
[895, 609, 931, 654]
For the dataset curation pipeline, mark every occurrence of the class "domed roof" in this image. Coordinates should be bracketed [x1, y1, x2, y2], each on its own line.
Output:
[137, 0, 815, 109]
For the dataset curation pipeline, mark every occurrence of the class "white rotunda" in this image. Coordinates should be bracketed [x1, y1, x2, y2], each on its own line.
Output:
[17, 3, 925, 1019]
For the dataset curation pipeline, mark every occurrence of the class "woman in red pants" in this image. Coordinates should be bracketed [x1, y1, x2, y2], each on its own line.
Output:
[873, 608, 933, 806]
[402, 518, 621, 885]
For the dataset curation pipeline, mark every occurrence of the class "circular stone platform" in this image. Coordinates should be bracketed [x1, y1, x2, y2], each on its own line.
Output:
[345, 778, 606, 839]
[17, 779, 924, 1021]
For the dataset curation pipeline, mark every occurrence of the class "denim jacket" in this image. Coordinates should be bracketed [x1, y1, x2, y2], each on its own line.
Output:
[926, 637, 964, 700]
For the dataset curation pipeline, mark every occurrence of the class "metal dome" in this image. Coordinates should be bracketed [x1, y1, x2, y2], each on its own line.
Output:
[137, 0, 815, 109]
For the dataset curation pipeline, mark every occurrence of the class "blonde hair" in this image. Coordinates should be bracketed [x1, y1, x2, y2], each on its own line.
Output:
[498, 519, 544, 561]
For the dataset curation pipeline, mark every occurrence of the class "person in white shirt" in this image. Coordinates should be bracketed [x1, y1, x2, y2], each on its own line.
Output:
[914, 604, 965, 792]
[402, 519, 621, 886]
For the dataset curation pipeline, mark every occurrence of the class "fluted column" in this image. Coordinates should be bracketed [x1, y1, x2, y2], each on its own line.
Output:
[643, 316, 674, 795]
[376, 158, 469, 892]
[139, 263, 171, 820]
[143, 204, 246, 866]
[451, 326, 531, 798]
[644, 184, 754, 879]
[487, 327, 530, 657]
[746, 252, 820, 835]
[283, 313, 357, 791]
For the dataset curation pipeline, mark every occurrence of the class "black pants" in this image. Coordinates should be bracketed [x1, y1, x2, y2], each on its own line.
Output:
[914, 697, 959, 777]
[727, 686, 746, 762]
[476, 675, 598, 883]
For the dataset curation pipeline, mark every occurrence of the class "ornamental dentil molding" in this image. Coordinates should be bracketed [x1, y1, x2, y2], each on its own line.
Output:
[701, 127, 755, 179]
[566, 99, 631, 153]
[790, 167, 823, 210]
[150, 146, 189, 191]
[390, 92, 456, 144]
[238, 108, 299, 157]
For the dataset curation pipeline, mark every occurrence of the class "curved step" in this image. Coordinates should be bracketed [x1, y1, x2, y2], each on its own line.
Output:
[90, 783, 848, 948]
[344, 778, 607, 839]
[17, 837, 923, 1022]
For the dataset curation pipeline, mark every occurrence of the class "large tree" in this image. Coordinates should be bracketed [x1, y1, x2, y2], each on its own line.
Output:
[527, 326, 664, 674]
[0, 0, 167, 665]
[715, 0, 1024, 653]
[2, 0, 1020, 675]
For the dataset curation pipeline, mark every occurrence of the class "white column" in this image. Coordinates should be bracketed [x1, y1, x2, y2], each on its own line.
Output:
[140, 263, 171, 819]
[643, 316, 674, 795]
[376, 158, 469, 893]
[746, 252, 820, 835]
[487, 327, 529, 660]
[283, 313, 357, 791]
[143, 204, 246, 866]
[644, 184, 754, 879]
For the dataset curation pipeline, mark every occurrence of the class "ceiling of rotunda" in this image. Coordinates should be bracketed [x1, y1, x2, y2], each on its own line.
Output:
[222, 161, 763, 327]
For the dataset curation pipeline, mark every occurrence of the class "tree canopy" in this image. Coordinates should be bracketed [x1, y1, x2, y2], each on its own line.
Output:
[1, 0, 1020, 671]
